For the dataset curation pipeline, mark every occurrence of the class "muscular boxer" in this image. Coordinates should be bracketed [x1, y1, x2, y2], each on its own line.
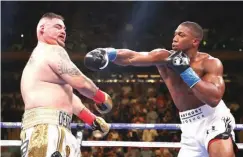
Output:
[85, 21, 238, 157]
[20, 12, 112, 157]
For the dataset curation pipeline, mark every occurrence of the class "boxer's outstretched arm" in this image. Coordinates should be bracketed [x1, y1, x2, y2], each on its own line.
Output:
[191, 58, 225, 107]
[113, 49, 170, 66]
[48, 45, 98, 99]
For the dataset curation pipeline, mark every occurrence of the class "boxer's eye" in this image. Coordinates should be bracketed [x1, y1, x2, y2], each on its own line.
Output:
[54, 24, 62, 30]
[179, 33, 186, 38]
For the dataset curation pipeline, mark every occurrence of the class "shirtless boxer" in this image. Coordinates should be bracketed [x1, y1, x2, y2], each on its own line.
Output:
[84, 21, 238, 157]
[20, 12, 112, 157]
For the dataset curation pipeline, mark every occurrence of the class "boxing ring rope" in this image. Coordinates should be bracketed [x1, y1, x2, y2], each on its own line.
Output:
[2, 122, 243, 130]
[1, 122, 243, 149]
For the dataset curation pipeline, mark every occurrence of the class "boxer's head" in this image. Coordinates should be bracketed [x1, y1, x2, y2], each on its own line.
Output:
[37, 12, 66, 47]
[172, 21, 203, 52]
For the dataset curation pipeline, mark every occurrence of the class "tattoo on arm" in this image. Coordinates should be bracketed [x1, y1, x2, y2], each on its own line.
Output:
[57, 52, 81, 76]
[53, 47, 98, 96]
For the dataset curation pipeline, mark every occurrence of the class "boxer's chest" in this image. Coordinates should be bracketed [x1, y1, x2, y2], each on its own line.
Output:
[157, 59, 205, 96]
[158, 60, 204, 81]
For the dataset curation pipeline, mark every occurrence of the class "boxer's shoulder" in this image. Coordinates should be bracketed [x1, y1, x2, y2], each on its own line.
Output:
[50, 45, 67, 55]
[199, 52, 223, 73]
[202, 52, 220, 61]
[47, 45, 70, 62]
[27, 47, 46, 65]
[198, 52, 220, 63]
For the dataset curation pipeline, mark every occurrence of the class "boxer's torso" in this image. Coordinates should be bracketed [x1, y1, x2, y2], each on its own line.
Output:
[157, 52, 211, 111]
[21, 42, 73, 114]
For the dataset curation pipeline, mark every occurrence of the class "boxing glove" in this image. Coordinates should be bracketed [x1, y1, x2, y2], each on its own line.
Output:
[84, 48, 117, 71]
[167, 51, 201, 88]
[91, 116, 111, 138]
[92, 89, 113, 114]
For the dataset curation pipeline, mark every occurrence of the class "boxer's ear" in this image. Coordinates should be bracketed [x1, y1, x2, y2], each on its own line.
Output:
[39, 25, 45, 34]
[192, 38, 200, 47]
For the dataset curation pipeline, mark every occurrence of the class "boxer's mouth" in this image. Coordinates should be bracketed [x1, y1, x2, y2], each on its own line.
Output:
[172, 44, 177, 48]
[58, 35, 65, 41]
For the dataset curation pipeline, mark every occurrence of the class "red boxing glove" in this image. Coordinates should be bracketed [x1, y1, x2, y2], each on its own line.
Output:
[78, 108, 110, 138]
[92, 89, 113, 114]
[78, 107, 96, 126]
[92, 89, 106, 103]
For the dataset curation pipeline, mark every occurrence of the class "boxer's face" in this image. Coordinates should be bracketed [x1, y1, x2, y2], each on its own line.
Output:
[172, 25, 198, 52]
[42, 18, 66, 47]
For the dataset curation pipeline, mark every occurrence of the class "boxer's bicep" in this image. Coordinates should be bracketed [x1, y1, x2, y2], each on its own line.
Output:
[202, 74, 225, 94]
[201, 58, 225, 96]
[49, 46, 91, 89]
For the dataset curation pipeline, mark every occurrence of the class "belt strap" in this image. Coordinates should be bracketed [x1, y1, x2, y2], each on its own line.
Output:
[22, 107, 72, 131]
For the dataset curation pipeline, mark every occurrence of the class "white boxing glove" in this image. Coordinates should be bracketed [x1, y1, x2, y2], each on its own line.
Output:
[91, 116, 111, 138]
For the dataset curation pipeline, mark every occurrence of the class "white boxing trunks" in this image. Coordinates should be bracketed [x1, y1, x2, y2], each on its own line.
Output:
[178, 100, 237, 157]
[20, 107, 81, 157]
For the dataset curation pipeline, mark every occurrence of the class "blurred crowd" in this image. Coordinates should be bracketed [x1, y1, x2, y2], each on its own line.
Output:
[1, 70, 243, 157]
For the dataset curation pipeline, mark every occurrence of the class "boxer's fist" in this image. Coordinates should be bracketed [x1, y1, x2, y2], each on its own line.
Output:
[167, 51, 190, 73]
[84, 48, 109, 71]
[167, 51, 201, 88]
[91, 116, 110, 138]
[84, 48, 117, 71]
[94, 92, 113, 114]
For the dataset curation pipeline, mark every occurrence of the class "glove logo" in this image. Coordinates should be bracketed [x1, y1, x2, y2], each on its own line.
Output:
[172, 52, 190, 66]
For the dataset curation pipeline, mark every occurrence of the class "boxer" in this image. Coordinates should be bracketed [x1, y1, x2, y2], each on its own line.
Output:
[85, 21, 238, 157]
[20, 12, 112, 157]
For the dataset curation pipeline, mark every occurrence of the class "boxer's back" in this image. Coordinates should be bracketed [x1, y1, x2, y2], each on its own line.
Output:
[21, 43, 73, 114]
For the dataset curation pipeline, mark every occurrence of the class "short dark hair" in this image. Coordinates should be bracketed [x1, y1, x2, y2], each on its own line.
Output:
[41, 12, 64, 21]
[180, 21, 203, 41]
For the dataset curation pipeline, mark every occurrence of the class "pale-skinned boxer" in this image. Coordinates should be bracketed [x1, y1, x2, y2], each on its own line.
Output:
[20, 12, 112, 157]
[85, 21, 238, 157]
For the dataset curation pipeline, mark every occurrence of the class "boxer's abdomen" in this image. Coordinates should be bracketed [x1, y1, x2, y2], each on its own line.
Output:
[22, 82, 73, 114]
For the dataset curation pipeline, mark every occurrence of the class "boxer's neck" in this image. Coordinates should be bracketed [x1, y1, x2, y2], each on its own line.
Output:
[37, 40, 59, 48]
[37, 35, 58, 46]
[37, 41, 51, 47]
[185, 48, 198, 61]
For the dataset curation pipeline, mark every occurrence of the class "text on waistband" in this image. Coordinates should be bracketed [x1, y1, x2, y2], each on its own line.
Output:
[59, 111, 71, 129]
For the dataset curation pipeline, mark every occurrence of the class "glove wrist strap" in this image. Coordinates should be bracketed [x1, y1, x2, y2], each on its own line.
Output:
[78, 107, 96, 126]
[92, 89, 106, 103]
[107, 48, 117, 61]
[180, 67, 201, 88]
